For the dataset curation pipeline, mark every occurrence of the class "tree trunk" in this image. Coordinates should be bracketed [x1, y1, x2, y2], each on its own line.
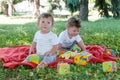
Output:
[8, 0, 13, 16]
[80, 0, 88, 21]
[1, 1, 8, 16]
[33, 0, 40, 19]
[111, 0, 120, 18]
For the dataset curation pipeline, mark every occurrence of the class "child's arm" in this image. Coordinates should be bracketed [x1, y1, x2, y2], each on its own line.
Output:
[45, 44, 58, 56]
[77, 41, 86, 51]
[29, 42, 36, 54]
[58, 43, 62, 50]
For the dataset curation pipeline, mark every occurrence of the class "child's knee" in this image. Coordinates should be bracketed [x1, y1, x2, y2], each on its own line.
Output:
[43, 54, 56, 63]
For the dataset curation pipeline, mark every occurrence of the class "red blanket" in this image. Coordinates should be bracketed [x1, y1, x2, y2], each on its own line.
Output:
[0, 45, 117, 69]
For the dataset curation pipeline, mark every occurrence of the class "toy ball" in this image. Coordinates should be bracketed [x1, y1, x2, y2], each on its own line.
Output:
[106, 49, 115, 55]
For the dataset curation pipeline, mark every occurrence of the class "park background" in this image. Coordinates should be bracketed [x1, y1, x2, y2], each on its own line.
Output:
[0, 0, 120, 79]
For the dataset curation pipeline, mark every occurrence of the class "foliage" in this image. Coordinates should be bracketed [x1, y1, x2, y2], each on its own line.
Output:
[13, 0, 24, 4]
[0, 0, 24, 4]
[0, 19, 120, 79]
[94, 0, 120, 18]
[66, 0, 80, 15]
[111, 0, 120, 18]
[94, 0, 110, 17]
[48, 0, 62, 13]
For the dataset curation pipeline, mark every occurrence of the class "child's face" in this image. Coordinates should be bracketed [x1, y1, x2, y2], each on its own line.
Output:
[67, 26, 80, 37]
[38, 17, 53, 33]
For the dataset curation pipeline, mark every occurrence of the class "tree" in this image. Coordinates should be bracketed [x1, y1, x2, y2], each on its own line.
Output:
[48, 0, 61, 13]
[64, 0, 88, 21]
[66, 0, 80, 15]
[111, 0, 120, 18]
[33, 0, 40, 18]
[0, 0, 23, 16]
[8, 0, 13, 16]
[29, 0, 42, 18]
[95, 0, 110, 17]
[94, 0, 120, 18]
[1, 1, 8, 16]
[79, 0, 88, 21]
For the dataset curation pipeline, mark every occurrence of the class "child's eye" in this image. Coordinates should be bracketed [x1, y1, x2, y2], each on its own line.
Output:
[42, 21, 45, 23]
[73, 30, 76, 32]
[48, 22, 50, 24]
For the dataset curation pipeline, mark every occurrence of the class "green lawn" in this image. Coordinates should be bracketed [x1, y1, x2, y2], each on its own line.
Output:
[0, 18, 120, 79]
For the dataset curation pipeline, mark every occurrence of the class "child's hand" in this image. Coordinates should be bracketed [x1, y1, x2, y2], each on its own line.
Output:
[45, 52, 51, 56]
[29, 51, 33, 55]
[29, 51, 32, 55]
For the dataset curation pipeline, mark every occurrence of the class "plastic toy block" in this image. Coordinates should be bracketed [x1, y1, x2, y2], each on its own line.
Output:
[57, 49, 67, 56]
[105, 49, 115, 55]
[70, 45, 81, 52]
[79, 51, 92, 62]
[102, 61, 117, 72]
[57, 62, 70, 75]
[60, 51, 76, 59]
[74, 55, 87, 66]
[28, 54, 41, 64]
[74, 51, 92, 66]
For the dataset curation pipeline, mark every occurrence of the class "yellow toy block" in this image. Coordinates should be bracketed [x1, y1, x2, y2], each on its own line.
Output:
[74, 51, 92, 66]
[74, 55, 87, 66]
[79, 51, 92, 62]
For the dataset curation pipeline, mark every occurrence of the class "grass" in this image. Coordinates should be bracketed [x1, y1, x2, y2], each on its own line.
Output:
[0, 18, 120, 79]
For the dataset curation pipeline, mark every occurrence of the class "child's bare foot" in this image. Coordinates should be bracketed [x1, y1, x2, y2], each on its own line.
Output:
[37, 61, 47, 68]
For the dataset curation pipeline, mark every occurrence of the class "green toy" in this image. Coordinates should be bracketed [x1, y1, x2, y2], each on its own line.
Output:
[28, 54, 42, 64]
[57, 62, 70, 75]
[60, 51, 76, 59]
[102, 61, 117, 72]
[70, 44, 81, 52]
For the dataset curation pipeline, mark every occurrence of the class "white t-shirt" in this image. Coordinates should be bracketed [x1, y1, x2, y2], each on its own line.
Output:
[33, 31, 58, 55]
[58, 30, 82, 48]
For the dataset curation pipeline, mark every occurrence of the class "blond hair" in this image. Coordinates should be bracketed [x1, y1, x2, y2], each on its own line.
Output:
[37, 13, 54, 26]
[67, 17, 81, 28]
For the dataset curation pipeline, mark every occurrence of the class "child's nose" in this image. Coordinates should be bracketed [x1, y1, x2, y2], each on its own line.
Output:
[75, 32, 79, 35]
[44, 22, 47, 26]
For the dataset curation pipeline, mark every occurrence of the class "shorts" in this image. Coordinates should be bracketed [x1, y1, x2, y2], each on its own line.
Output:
[24, 53, 57, 64]
[41, 53, 57, 64]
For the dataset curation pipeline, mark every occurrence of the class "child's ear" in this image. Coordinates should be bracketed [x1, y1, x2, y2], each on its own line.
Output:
[51, 22, 54, 27]
[66, 24, 69, 29]
[66, 26, 68, 28]
[37, 22, 40, 26]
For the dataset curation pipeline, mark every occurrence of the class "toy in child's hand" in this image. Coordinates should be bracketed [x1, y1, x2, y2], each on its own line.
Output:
[60, 51, 72, 59]
[57, 62, 70, 75]
[70, 44, 81, 53]
[74, 51, 92, 66]
[27, 54, 42, 64]
[57, 49, 67, 56]
[60, 51, 76, 59]
[102, 61, 117, 72]
[105, 49, 115, 55]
